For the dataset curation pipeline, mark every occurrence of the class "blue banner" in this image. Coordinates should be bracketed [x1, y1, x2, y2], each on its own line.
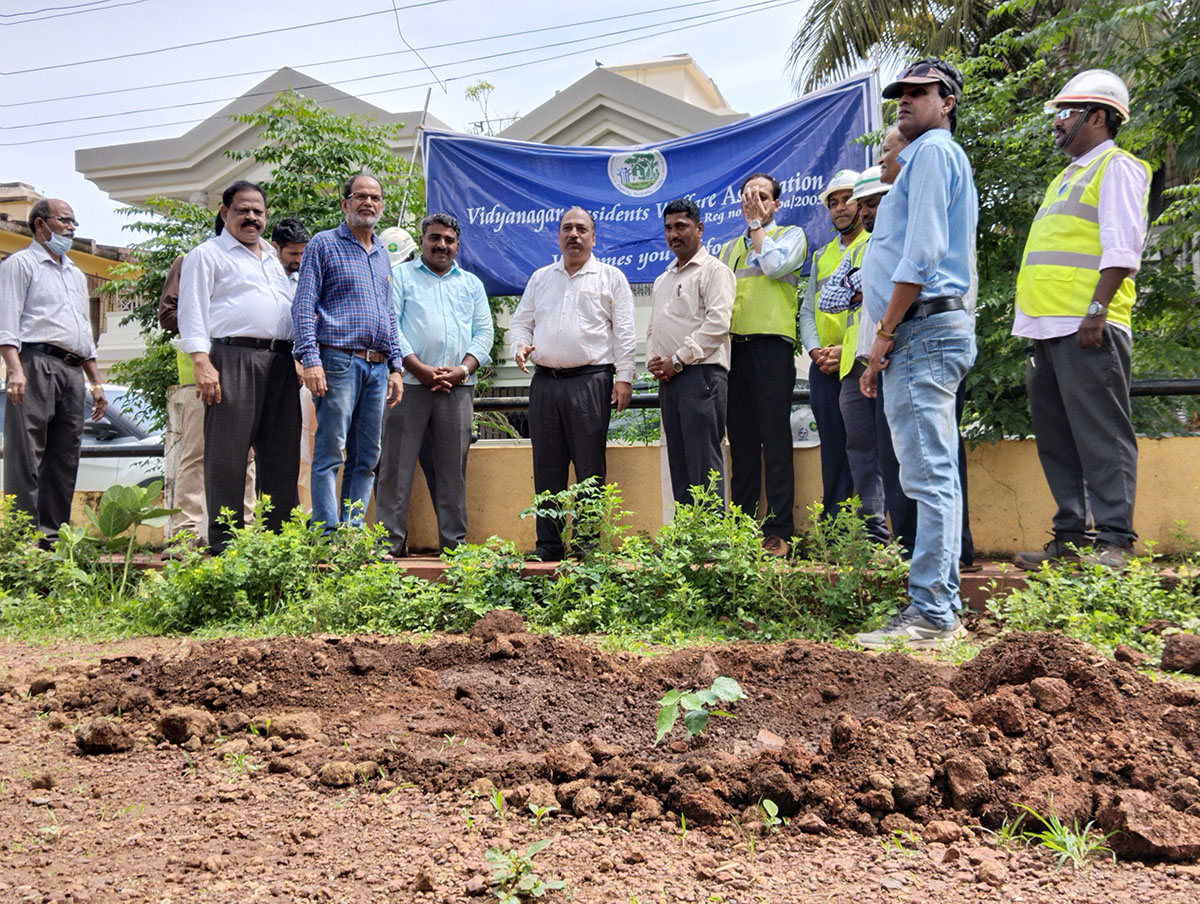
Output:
[424, 73, 877, 295]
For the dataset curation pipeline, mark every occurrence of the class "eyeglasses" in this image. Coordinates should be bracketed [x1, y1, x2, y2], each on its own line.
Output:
[1052, 108, 1086, 121]
[347, 192, 383, 203]
[44, 215, 79, 228]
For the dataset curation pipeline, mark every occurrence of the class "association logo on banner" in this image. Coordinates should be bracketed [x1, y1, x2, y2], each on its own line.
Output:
[608, 149, 667, 197]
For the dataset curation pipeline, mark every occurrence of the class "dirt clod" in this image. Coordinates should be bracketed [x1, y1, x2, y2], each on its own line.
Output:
[1029, 676, 1072, 713]
[158, 706, 217, 744]
[1097, 789, 1200, 861]
[1161, 634, 1200, 675]
[28, 675, 56, 696]
[317, 761, 357, 787]
[468, 609, 526, 642]
[74, 718, 133, 754]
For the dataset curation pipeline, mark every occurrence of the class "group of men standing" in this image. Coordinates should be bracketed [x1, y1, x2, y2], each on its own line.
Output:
[1, 61, 1151, 652]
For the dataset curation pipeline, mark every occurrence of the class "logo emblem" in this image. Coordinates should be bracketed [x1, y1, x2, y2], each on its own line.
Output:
[608, 150, 667, 197]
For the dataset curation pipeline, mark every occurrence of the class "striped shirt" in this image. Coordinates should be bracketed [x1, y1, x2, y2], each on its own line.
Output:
[292, 222, 403, 370]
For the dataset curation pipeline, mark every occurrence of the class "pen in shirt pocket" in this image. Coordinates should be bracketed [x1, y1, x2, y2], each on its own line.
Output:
[676, 284, 681, 297]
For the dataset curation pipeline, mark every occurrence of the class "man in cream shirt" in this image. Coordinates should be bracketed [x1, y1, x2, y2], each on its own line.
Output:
[509, 207, 636, 560]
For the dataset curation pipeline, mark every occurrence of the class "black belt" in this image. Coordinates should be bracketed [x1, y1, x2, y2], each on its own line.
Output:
[320, 345, 386, 364]
[25, 342, 88, 367]
[900, 296, 964, 324]
[216, 336, 294, 354]
[731, 334, 794, 345]
[534, 364, 614, 378]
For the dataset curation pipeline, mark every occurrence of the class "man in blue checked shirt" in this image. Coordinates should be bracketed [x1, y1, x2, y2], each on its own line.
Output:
[854, 59, 979, 651]
[293, 174, 404, 531]
[376, 213, 493, 558]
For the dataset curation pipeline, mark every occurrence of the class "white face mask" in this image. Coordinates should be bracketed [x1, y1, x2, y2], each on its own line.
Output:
[45, 230, 72, 257]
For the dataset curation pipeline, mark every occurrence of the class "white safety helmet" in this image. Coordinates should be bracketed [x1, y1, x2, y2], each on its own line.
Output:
[817, 169, 861, 206]
[852, 166, 889, 201]
[379, 226, 418, 267]
[1045, 69, 1130, 123]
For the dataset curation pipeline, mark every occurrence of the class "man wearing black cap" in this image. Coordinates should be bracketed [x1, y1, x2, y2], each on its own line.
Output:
[854, 59, 979, 650]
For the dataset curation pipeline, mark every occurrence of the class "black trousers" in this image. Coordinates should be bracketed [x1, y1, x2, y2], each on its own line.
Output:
[2, 347, 85, 540]
[876, 377, 974, 564]
[660, 364, 728, 507]
[809, 359, 853, 520]
[204, 344, 301, 553]
[727, 336, 796, 539]
[528, 370, 613, 558]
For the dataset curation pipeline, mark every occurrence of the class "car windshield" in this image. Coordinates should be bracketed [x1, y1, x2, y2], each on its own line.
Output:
[105, 390, 156, 435]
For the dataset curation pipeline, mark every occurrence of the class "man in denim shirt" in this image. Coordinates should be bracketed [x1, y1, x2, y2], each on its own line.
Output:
[376, 213, 493, 558]
[854, 59, 979, 650]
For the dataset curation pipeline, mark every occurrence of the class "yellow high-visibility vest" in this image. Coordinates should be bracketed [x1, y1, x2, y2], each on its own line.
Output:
[838, 239, 870, 379]
[1015, 146, 1150, 329]
[719, 225, 804, 341]
[810, 230, 869, 348]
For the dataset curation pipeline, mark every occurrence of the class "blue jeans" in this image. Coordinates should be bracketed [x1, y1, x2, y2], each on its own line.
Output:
[881, 310, 976, 629]
[310, 348, 388, 530]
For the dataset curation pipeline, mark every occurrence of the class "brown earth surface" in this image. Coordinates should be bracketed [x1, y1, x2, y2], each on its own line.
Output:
[3, 618, 1200, 903]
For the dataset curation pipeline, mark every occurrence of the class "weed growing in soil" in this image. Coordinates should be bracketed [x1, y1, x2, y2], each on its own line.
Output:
[654, 676, 746, 745]
[982, 814, 1029, 851]
[490, 789, 507, 826]
[758, 798, 785, 834]
[484, 838, 566, 902]
[528, 803, 557, 827]
[1016, 803, 1116, 869]
[880, 828, 923, 857]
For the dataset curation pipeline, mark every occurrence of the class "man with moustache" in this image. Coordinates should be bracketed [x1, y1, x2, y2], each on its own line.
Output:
[855, 59, 978, 650]
[646, 198, 736, 507]
[1012, 70, 1150, 571]
[510, 207, 635, 561]
[292, 174, 404, 531]
[798, 169, 866, 530]
[0, 197, 107, 545]
[376, 213, 492, 558]
[178, 181, 300, 553]
[718, 173, 809, 556]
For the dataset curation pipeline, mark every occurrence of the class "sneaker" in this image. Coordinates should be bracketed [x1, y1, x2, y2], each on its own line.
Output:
[1013, 537, 1084, 571]
[1082, 541, 1133, 570]
[762, 535, 789, 558]
[855, 605, 967, 650]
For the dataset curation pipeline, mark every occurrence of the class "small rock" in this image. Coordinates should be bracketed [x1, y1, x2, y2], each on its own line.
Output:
[216, 737, 250, 757]
[572, 786, 602, 816]
[893, 772, 930, 811]
[269, 712, 322, 740]
[1161, 634, 1200, 675]
[943, 754, 990, 810]
[545, 740, 592, 779]
[317, 760, 356, 787]
[28, 675, 56, 696]
[754, 728, 785, 751]
[412, 870, 435, 892]
[831, 713, 860, 750]
[679, 790, 725, 826]
[464, 875, 488, 896]
[693, 653, 720, 686]
[525, 782, 559, 811]
[409, 667, 438, 689]
[977, 859, 1008, 887]
[794, 812, 828, 834]
[238, 682, 258, 700]
[623, 850, 646, 864]
[486, 637, 516, 659]
[923, 820, 961, 844]
[1097, 789, 1200, 860]
[30, 771, 56, 790]
[46, 712, 68, 730]
[467, 777, 495, 797]
[158, 706, 217, 745]
[347, 645, 381, 675]
[584, 733, 623, 761]
[1029, 677, 1072, 714]
[75, 719, 133, 754]
[1113, 645, 1146, 666]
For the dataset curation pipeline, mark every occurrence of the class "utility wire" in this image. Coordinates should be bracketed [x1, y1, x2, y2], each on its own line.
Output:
[0, 0, 450, 75]
[390, 0, 445, 93]
[1, 0, 798, 147]
[3, 0, 734, 109]
[6, 0, 784, 130]
[1, 0, 149, 25]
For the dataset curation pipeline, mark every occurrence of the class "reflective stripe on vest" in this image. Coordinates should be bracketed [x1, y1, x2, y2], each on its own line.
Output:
[1015, 146, 1149, 329]
[812, 231, 868, 347]
[838, 238, 870, 379]
[719, 225, 802, 341]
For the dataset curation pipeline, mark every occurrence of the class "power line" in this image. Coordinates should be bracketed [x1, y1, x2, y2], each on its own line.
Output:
[1, 0, 149, 26]
[1, 0, 799, 147]
[6, 0, 778, 130]
[3, 0, 734, 109]
[0, 0, 450, 76]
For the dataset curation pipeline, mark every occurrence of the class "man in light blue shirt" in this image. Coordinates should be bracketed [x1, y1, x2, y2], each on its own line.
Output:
[855, 59, 979, 650]
[376, 213, 493, 557]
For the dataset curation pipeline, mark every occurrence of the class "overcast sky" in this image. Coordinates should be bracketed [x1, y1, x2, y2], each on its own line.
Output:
[3, 0, 821, 246]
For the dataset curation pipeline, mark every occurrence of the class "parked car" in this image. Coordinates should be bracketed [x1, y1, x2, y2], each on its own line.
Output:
[0, 383, 163, 493]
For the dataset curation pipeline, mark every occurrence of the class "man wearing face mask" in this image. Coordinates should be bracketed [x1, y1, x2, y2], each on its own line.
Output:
[178, 180, 300, 553]
[1012, 70, 1150, 571]
[0, 198, 107, 545]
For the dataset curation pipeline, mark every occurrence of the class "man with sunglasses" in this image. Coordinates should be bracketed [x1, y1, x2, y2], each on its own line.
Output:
[1012, 70, 1150, 571]
[293, 174, 405, 532]
[855, 59, 978, 650]
[0, 198, 106, 546]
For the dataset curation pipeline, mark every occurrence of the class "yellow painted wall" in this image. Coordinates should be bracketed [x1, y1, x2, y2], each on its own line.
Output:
[0, 232, 124, 281]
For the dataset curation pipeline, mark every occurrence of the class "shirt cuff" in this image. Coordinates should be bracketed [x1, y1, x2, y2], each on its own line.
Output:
[178, 338, 209, 355]
[615, 368, 635, 384]
[1098, 250, 1142, 274]
[890, 259, 928, 287]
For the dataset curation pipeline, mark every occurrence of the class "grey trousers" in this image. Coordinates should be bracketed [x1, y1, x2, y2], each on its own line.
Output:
[377, 384, 472, 552]
[1027, 325, 1137, 547]
[204, 344, 301, 552]
[660, 364, 728, 507]
[838, 370, 889, 543]
[2, 347, 85, 540]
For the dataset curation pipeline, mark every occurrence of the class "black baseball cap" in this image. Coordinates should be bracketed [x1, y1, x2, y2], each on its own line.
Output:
[883, 59, 964, 100]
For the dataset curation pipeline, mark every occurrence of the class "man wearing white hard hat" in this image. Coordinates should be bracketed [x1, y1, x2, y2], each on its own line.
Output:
[1012, 69, 1150, 571]
[718, 173, 809, 555]
[797, 168, 866, 538]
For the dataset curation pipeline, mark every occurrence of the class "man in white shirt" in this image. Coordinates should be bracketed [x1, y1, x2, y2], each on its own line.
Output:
[509, 207, 636, 560]
[178, 181, 300, 553]
[0, 198, 107, 545]
[647, 199, 737, 506]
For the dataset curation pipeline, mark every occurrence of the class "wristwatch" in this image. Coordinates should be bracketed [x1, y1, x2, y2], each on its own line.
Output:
[1085, 301, 1108, 319]
[875, 320, 896, 341]
[671, 354, 683, 373]
[747, 219, 763, 232]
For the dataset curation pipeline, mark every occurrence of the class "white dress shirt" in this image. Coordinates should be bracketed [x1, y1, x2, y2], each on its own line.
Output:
[177, 231, 295, 353]
[508, 255, 637, 383]
[0, 241, 95, 358]
[646, 247, 736, 369]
